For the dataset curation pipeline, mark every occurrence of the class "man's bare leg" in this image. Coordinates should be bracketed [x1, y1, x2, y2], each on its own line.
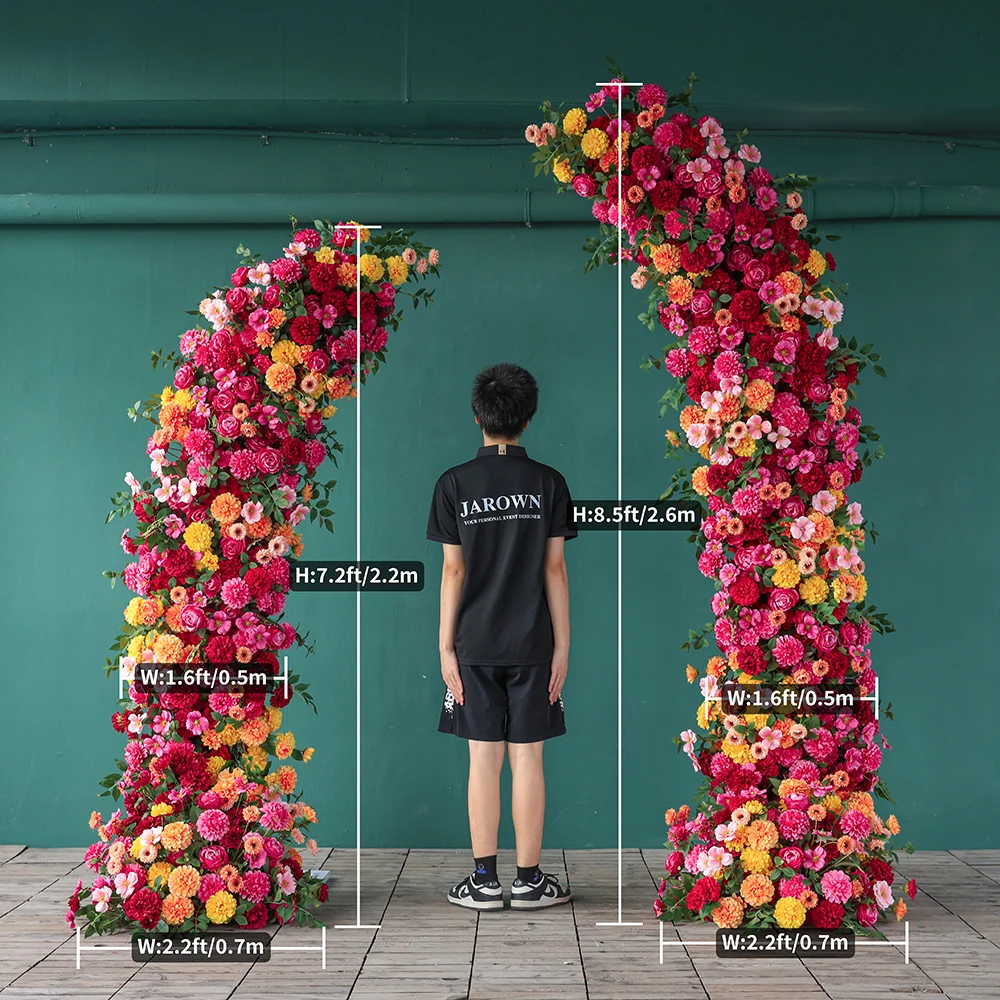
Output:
[508, 740, 545, 867]
[468, 739, 505, 857]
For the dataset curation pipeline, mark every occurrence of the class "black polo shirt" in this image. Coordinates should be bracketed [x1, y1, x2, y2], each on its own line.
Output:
[426, 444, 577, 665]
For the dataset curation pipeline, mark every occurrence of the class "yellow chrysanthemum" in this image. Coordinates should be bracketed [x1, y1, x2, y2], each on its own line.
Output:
[723, 741, 756, 765]
[270, 339, 299, 365]
[146, 861, 173, 889]
[745, 800, 765, 815]
[798, 575, 830, 605]
[183, 522, 213, 554]
[205, 890, 237, 924]
[385, 255, 408, 286]
[196, 552, 219, 572]
[124, 597, 144, 627]
[580, 128, 609, 159]
[772, 560, 801, 589]
[302, 747, 315, 762]
[313, 245, 336, 264]
[739, 848, 773, 874]
[733, 436, 757, 458]
[207, 755, 227, 776]
[150, 802, 173, 819]
[553, 158, 574, 184]
[563, 108, 587, 136]
[775, 896, 807, 928]
[243, 745, 268, 771]
[822, 794, 844, 815]
[265, 707, 283, 731]
[219, 724, 241, 747]
[804, 248, 827, 278]
[358, 254, 384, 282]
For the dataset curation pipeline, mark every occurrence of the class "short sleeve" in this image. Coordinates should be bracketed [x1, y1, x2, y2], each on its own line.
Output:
[548, 475, 578, 540]
[426, 472, 461, 544]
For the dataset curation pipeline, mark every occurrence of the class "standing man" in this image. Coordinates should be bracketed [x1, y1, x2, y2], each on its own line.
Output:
[427, 362, 577, 910]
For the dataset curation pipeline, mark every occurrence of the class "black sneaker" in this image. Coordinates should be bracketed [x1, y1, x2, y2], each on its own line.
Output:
[447, 874, 504, 910]
[509, 871, 571, 909]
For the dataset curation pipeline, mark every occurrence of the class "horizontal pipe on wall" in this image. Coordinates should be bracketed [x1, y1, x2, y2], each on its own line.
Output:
[2, 186, 1000, 226]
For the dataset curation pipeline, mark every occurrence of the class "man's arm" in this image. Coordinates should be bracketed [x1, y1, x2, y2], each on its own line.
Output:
[439, 542, 466, 704]
[544, 536, 569, 704]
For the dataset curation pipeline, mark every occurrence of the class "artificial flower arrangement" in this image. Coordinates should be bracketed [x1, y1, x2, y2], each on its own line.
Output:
[527, 61, 916, 933]
[67, 220, 440, 936]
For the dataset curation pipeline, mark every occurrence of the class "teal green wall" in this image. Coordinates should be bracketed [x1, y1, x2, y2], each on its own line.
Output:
[2, 1, 998, 850]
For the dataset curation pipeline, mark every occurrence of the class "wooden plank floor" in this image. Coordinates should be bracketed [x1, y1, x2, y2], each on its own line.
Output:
[1, 847, 997, 999]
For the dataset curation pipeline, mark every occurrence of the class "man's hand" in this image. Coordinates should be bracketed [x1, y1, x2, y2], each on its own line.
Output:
[440, 649, 464, 705]
[548, 648, 568, 704]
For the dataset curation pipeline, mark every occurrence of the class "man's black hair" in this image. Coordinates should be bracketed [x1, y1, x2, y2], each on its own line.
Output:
[471, 363, 538, 439]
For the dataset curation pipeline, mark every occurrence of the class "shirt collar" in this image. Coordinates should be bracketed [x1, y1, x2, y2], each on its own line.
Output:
[477, 444, 526, 457]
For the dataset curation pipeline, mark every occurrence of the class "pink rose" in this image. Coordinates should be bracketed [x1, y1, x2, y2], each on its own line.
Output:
[814, 626, 838, 653]
[225, 287, 251, 312]
[179, 605, 208, 631]
[256, 448, 282, 475]
[857, 903, 878, 927]
[217, 414, 242, 438]
[262, 285, 281, 308]
[780, 496, 806, 519]
[697, 171, 723, 198]
[211, 389, 236, 414]
[768, 587, 799, 613]
[199, 846, 228, 871]
[234, 375, 259, 402]
[808, 423, 832, 446]
[690, 290, 713, 315]
[174, 363, 195, 390]
[728, 245, 753, 271]
[263, 837, 284, 861]
[778, 846, 803, 870]
[665, 851, 685, 875]
[572, 174, 597, 198]
[221, 537, 245, 559]
[231, 267, 250, 287]
[743, 259, 769, 288]
[806, 378, 831, 403]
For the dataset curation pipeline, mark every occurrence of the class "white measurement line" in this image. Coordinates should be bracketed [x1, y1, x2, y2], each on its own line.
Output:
[333, 222, 383, 931]
[658, 920, 912, 963]
[592, 78, 644, 929]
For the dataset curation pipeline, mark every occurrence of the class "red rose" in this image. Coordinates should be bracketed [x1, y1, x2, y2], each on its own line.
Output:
[234, 375, 259, 402]
[572, 174, 597, 197]
[780, 496, 806, 519]
[244, 902, 269, 928]
[217, 414, 242, 438]
[256, 448, 282, 475]
[226, 287, 251, 312]
[199, 845, 228, 871]
[736, 646, 766, 676]
[231, 267, 250, 287]
[262, 284, 281, 308]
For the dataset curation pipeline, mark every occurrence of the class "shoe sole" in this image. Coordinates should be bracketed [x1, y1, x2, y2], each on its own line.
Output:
[447, 894, 504, 911]
[509, 894, 572, 909]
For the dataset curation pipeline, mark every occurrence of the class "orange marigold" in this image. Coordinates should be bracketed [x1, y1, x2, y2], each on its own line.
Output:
[160, 821, 193, 851]
[744, 380, 775, 412]
[210, 492, 242, 524]
[666, 275, 694, 305]
[711, 895, 745, 928]
[161, 893, 194, 926]
[167, 865, 201, 898]
[739, 873, 775, 906]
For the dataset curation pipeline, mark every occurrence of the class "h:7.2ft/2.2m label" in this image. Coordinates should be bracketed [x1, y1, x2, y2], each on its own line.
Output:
[290, 561, 424, 591]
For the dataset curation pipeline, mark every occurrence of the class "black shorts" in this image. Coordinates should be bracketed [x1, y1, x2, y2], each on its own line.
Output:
[438, 663, 566, 743]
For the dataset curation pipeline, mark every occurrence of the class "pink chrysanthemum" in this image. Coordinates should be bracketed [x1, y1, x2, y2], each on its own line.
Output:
[196, 809, 229, 843]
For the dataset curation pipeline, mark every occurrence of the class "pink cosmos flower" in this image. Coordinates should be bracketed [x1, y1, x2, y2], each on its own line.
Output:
[247, 308, 270, 333]
[241, 500, 263, 523]
[822, 300, 844, 324]
[248, 262, 271, 285]
[767, 426, 791, 449]
[812, 490, 837, 514]
[790, 516, 816, 542]
[738, 144, 761, 163]
[114, 871, 138, 899]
